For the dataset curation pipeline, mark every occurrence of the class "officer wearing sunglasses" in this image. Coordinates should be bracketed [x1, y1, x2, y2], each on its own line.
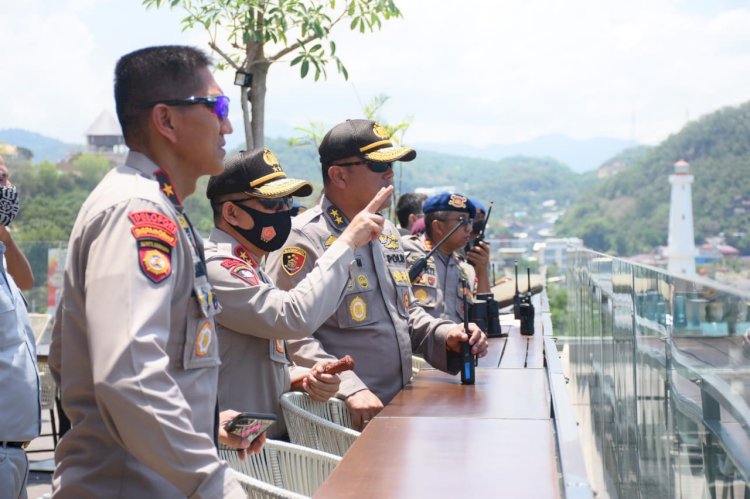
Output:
[266, 119, 489, 430]
[204, 147, 392, 438]
[48, 45, 255, 498]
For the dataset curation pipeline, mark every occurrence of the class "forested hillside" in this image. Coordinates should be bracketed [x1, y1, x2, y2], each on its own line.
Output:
[555, 102, 750, 255]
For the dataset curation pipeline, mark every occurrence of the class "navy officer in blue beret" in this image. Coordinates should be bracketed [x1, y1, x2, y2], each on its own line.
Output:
[401, 192, 491, 323]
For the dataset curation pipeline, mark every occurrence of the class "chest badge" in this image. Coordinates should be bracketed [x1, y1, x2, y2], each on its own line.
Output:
[349, 296, 367, 322]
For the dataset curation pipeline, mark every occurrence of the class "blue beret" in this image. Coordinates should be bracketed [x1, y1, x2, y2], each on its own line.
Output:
[471, 199, 486, 214]
[423, 192, 476, 219]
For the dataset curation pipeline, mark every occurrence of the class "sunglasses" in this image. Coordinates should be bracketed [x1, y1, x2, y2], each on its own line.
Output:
[233, 196, 294, 211]
[144, 95, 230, 121]
[333, 159, 393, 173]
[437, 216, 473, 227]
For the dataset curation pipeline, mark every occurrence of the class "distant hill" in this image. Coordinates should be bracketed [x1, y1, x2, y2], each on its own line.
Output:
[0, 129, 82, 163]
[555, 102, 750, 255]
[414, 134, 638, 173]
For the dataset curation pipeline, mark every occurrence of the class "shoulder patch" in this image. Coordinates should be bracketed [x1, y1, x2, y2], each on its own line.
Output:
[231, 265, 259, 286]
[129, 210, 179, 247]
[138, 246, 172, 283]
[281, 247, 307, 277]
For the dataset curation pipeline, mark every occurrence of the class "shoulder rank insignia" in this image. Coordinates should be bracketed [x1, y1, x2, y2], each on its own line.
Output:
[281, 247, 307, 276]
[221, 258, 259, 286]
[129, 211, 178, 284]
[233, 245, 258, 268]
[326, 205, 346, 229]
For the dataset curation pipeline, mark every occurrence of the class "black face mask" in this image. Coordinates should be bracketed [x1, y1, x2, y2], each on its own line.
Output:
[232, 203, 292, 252]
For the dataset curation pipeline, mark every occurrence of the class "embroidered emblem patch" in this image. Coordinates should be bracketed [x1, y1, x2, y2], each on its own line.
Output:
[324, 235, 338, 248]
[139, 248, 172, 283]
[378, 231, 400, 250]
[349, 296, 367, 322]
[263, 148, 282, 172]
[326, 206, 346, 228]
[448, 194, 468, 210]
[372, 122, 390, 139]
[403, 291, 410, 309]
[391, 269, 410, 284]
[260, 226, 277, 243]
[414, 288, 429, 303]
[357, 274, 369, 289]
[129, 211, 179, 247]
[195, 321, 213, 357]
[281, 247, 307, 276]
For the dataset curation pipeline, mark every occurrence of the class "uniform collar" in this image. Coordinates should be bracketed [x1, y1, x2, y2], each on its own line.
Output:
[126, 151, 183, 208]
[208, 228, 260, 269]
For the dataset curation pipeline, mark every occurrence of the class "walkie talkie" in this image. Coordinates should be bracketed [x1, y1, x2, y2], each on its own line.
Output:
[513, 261, 522, 319]
[461, 290, 476, 384]
[520, 268, 535, 336]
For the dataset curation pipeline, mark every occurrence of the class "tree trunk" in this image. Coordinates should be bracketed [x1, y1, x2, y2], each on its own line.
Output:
[248, 61, 270, 149]
[240, 86, 253, 149]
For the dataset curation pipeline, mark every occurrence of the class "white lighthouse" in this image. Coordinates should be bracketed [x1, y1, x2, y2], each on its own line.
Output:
[667, 159, 696, 276]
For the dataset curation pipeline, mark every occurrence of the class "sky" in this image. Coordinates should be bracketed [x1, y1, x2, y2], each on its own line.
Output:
[3, 0, 750, 152]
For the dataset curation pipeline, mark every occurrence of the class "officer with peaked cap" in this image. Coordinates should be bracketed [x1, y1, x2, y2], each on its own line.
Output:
[204, 147, 391, 438]
[401, 192, 492, 324]
[266, 119, 488, 429]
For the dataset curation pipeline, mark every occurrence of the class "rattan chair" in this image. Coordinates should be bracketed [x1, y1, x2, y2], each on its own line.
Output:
[221, 439, 341, 498]
[279, 392, 360, 457]
[411, 355, 427, 375]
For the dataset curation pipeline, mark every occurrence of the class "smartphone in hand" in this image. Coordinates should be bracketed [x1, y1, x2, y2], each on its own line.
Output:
[224, 412, 277, 442]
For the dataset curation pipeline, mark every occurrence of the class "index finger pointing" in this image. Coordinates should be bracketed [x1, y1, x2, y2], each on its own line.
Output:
[364, 185, 394, 213]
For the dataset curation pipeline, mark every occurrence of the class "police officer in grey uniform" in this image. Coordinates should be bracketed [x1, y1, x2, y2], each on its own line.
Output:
[49, 46, 255, 498]
[0, 198, 39, 499]
[205, 148, 391, 438]
[401, 192, 491, 324]
[267, 119, 489, 429]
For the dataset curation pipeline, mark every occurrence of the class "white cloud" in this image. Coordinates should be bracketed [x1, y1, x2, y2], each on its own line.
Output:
[3, 0, 750, 149]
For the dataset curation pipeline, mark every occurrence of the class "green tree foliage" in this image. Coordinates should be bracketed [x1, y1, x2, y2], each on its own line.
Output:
[143, 0, 403, 149]
[556, 102, 750, 255]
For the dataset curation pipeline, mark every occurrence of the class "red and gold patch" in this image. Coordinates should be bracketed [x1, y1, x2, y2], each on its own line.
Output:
[281, 247, 307, 276]
[221, 258, 259, 286]
[129, 211, 178, 284]
[139, 248, 172, 283]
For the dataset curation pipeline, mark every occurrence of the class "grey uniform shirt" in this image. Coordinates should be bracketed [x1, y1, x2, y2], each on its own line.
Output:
[266, 196, 460, 406]
[0, 242, 40, 442]
[49, 151, 244, 499]
[205, 228, 355, 438]
[401, 234, 477, 324]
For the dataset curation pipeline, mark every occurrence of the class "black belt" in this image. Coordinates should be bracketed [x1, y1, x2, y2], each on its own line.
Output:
[1, 441, 29, 449]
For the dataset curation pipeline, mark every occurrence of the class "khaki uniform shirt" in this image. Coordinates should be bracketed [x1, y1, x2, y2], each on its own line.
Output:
[401, 234, 477, 324]
[49, 151, 243, 499]
[266, 196, 460, 406]
[205, 228, 355, 438]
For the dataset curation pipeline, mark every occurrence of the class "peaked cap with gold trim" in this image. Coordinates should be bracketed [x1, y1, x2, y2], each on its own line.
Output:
[207, 147, 313, 199]
[319, 119, 417, 166]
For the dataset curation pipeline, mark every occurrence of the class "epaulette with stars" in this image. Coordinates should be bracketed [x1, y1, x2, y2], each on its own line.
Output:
[326, 205, 347, 229]
[153, 170, 182, 208]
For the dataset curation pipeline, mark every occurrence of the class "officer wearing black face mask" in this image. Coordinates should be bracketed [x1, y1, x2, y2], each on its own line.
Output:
[204, 147, 391, 438]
